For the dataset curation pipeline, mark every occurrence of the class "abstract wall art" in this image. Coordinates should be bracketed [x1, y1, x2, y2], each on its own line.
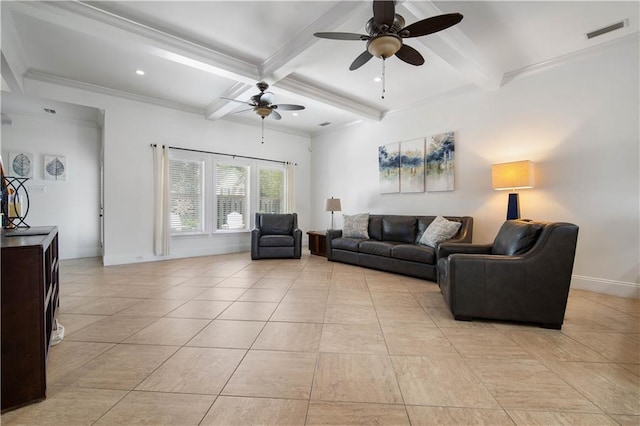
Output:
[44, 155, 67, 181]
[400, 138, 425, 193]
[426, 132, 455, 192]
[378, 142, 400, 193]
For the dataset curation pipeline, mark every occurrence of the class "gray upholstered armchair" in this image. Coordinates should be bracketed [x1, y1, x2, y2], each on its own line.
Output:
[251, 213, 302, 260]
[436, 220, 579, 329]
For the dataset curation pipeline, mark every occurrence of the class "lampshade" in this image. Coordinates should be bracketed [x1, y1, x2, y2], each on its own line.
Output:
[325, 197, 342, 212]
[492, 161, 535, 190]
[367, 36, 402, 58]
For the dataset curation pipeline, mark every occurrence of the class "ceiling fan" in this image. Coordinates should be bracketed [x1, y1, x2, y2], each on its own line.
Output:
[223, 82, 305, 143]
[314, 0, 463, 97]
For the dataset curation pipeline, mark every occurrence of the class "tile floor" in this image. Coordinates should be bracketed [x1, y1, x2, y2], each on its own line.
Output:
[2, 253, 638, 425]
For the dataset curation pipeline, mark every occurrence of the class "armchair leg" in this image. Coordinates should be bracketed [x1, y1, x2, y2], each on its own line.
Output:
[454, 315, 472, 322]
[541, 323, 562, 330]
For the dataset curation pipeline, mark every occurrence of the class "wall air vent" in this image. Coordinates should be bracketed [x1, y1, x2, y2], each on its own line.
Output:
[319, 122, 331, 127]
[586, 20, 627, 39]
[43, 108, 57, 114]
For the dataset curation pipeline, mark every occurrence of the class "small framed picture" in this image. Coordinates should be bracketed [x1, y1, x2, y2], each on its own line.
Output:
[44, 155, 67, 181]
[9, 152, 34, 178]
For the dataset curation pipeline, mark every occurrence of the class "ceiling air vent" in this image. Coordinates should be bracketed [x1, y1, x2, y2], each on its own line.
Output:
[43, 108, 57, 114]
[586, 20, 627, 39]
[319, 122, 331, 127]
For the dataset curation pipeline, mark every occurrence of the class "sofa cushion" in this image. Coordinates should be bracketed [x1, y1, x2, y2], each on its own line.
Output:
[368, 215, 383, 241]
[392, 244, 435, 264]
[382, 216, 417, 243]
[359, 241, 399, 257]
[260, 214, 293, 235]
[419, 216, 462, 248]
[332, 237, 365, 252]
[343, 213, 370, 238]
[259, 235, 294, 247]
[492, 220, 543, 255]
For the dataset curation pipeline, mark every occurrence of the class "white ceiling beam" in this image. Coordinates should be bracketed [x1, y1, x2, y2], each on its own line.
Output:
[259, 1, 369, 84]
[400, 1, 503, 91]
[203, 82, 254, 121]
[1, 9, 28, 93]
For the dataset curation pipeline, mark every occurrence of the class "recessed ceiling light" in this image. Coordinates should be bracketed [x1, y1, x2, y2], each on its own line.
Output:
[374, 77, 382, 82]
[135, 70, 145, 76]
[292, 113, 298, 116]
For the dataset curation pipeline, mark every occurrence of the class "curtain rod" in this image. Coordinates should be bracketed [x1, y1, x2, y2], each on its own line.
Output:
[150, 144, 297, 166]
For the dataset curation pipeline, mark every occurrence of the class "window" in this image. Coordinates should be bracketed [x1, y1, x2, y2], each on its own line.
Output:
[258, 167, 284, 214]
[216, 163, 249, 230]
[169, 158, 204, 233]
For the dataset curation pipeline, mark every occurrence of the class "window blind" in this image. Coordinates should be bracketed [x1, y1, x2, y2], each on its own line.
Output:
[216, 164, 248, 230]
[169, 159, 204, 232]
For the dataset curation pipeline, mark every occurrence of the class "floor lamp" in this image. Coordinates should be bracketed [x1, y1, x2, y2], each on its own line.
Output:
[491, 161, 534, 220]
[325, 197, 341, 230]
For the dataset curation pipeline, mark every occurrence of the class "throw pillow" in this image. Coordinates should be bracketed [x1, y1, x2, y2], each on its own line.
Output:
[342, 213, 370, 239]
[419, 216, 461, 248]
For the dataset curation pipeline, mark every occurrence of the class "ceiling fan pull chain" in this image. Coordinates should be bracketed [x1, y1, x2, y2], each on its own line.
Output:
[261, 118, 265, 144]
[381, 57, 386, 100]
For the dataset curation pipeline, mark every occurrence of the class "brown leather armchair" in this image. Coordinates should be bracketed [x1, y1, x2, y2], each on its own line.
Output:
[251, 213, 302, 260]
[436, 220, 579, 329]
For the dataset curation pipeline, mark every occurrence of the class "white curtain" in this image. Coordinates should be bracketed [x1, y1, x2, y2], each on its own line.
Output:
[153, 145, 170, 255]
[285, 162, 295, 213]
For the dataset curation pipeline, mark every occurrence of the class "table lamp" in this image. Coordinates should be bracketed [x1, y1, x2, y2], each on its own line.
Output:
[491, 160, 534, 220]
[325, 197, 341, 230]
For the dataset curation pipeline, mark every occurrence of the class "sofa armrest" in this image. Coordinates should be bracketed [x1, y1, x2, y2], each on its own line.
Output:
[436, 242, 492, 260]
[293, 228, 302, 259]
[251, 229, 261, 260]
[326, 229, 342, 261]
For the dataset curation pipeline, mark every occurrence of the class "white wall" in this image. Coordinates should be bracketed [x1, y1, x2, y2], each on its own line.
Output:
[21, 79, 312, 266]
[311, 37, 639, 298]
[1, 112, 102, 259]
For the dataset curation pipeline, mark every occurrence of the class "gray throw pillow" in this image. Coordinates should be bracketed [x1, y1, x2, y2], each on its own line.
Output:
[419, 216, 461, 248]
[342, 213, 370, 239]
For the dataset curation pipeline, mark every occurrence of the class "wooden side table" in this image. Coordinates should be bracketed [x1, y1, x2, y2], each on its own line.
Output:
[307, 231, 327, 257]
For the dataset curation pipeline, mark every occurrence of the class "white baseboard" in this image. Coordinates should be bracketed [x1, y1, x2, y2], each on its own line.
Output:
[103, 243, 251, 266]
[60, 247, 102, 260]
[571, 275, 639, 299]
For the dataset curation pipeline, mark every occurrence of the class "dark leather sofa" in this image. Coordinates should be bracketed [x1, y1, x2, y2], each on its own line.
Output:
[251, 213, 302, 260]
[436, 220, 579, 329]
[326, 215, 473, 281]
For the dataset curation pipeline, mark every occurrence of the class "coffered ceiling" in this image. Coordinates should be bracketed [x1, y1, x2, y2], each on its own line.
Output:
[1, 1, 638, 136]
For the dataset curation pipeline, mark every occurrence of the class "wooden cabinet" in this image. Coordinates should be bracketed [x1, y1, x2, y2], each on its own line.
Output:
[1, 227, 59, 412]
[307, 231, 327, 257]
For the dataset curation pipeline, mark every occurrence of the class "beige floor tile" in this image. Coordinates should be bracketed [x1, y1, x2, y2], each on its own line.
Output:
[610, 414, 640, 426]
[330, 280, 369, 292]
[426, 307, 497, 329]
[56, 344, 178, 390]
[61, 297, 140, 315]
[187, 320, 265, 348]
[112, 285, 167, 298]
[123, 317, 209, 346]
[467, 359, 601, 412]
[194, 287, 248, 301]
[215, 277, 260, 288]
[263, 270, 302, 280]
[382, 324, 457, 355]
[312, 353, 403, 404]
[153, 286, 207, 300]
[271, 302, 326, 323]
[72, 285, 134, 298]
[281, 289, 330, 304]
[406, 406, 514, 425]
[117, 298, 187, 316]
[251, 278, 294, 289]
[324, 304, 378, 325]
[55, 313, 109, 336]
[217, 301, 278, 321]
[366, 280, 410, 293]
[94, 391, 214, 426]
[507, 410, 619, 425]
[175, 276, 226, 287]
[290, 280, 331, 290]
[327, 289, 373, 306]
[252, 322, 322, 352]
[505, 330, 608, 362]
[319, 323, 387, 354]
[223, 350, 317, 399]
[376, 306, 432, 322]
[66, 315, 158, 343]
[561, 330, 640, 363]
[391, 355, 500, 408]
[200, 396, 308, 426]
[546, 361, 640, 415]
[136, 347, 245, 394]
[165, 300, 231, 319]
[307, 401, 409, 425]
[441, 329, 534, 360]
[237, 288, 287, 302]
[47, 341, 115, 385]
[0, 386, 127, 426]
[414, 292, 449, 309]
[371, 292, 421, 308]
[620, 363, 640, 376]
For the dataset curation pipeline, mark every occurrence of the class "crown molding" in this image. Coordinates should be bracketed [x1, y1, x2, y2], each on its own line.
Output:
[0, 108, 102, 129]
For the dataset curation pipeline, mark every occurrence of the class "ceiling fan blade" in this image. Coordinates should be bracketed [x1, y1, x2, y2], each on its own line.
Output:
[271, 110, 282, 120]
[314, 32, 369, 41]
[221, 97, 254, 106]
[373, 0, 395, 27]
[231, 107, 255, 115]
[401, 13, 463, 38]
[349, 50, 374, 70]
[395, 44, 424, 66]
[274, 104, 305, 111]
